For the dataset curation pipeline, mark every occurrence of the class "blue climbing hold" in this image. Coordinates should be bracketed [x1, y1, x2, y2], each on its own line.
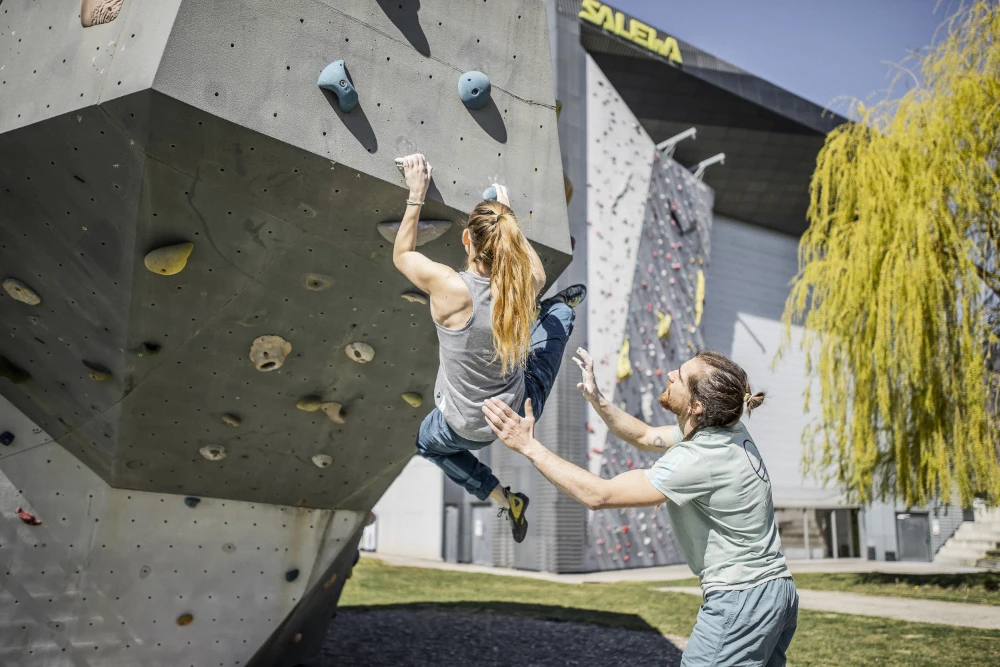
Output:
[184, 497, 201, 508]
[285, 568, 300, 582]
[0, 431, 13, 447]
[458, 71, 491, 110]
[317, 60, 358, 113]
[483, 186, 497, 201]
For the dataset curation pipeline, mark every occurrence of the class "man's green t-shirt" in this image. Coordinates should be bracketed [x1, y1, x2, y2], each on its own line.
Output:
[645, 422, 790, 594]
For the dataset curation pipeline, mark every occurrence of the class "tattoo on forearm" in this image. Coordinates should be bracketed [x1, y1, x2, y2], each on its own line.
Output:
[653, 436, 666, 450]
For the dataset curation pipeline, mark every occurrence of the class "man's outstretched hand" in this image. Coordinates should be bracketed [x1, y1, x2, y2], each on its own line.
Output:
[572, 347, 601, 404]
[483, 397, 536, 454]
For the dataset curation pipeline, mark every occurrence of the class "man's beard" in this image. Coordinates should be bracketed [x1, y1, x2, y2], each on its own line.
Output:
[658, 386, 683, 415]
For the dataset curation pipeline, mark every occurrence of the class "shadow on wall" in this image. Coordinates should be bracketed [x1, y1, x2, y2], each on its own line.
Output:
[469, 97, 508, 144]
[320, 63, 378, 154]
[376, 0, 431, 57]
[322, 603, 682, 666]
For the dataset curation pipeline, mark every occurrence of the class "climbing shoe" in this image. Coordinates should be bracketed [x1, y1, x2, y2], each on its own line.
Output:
[541, 283, 588, 310]
[498, 487, 530, 543]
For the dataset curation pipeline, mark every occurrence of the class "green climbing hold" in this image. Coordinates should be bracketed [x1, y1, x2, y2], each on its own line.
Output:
[184, 497, 200, 508]
[144, 242, 194, 276]
[317, 60, 358, 113]
[458, 71, 491, 110]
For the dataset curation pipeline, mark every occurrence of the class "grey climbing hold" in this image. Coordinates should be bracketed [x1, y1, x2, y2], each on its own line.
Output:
[312, 454, 333, 468]
[320, 402, 346, 424]
[222, 542, 237, 553]
[2, 278, 41, 305]
[250, 335, 292, 372]
[199, 445, 226, 461]
[139, 565, 152, 579]
[317, 60, 358, 113]
[483, 185, 497, 201]
[458, 71, 491, 110]
[0, 357, 30, 384]
[222, 414, 241, 427]
[129, 342, 161, 358]
[144, 242, 194, 276]
[296, 395, 323, 412]
[345, 342, 374, 363]
[401, 392, 422, 408]
[0, 431, 14, 447]
[285, 568, 300, 582]
[376, 220, 453, 246]
[184, 497, 201, 508]
[401, 291, 428, 305]
[83, 361, 112, 381]
[302, 273, 334, 291]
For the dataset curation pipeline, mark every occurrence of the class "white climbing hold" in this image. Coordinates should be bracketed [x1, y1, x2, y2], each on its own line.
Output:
[320, 402, 346, 424]
[199, 445, 226, 461]
[250, 335, 292, 372]
[312, 454, 333, 468]
[401, 291, 428, 305]
[376, 220, 452, 246]
[345, 342, 374, 363]
[2, 279, 41, 305]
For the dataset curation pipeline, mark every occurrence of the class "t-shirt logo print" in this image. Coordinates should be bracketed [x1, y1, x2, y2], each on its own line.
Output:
[742, 439, 769, 484]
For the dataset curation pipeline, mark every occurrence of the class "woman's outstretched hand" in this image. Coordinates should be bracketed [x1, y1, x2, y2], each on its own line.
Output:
[483, 397, 535, 454]
[400, 153, 432, 199]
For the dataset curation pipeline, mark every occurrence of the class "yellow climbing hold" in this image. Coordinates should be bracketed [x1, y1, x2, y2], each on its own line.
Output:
[616, 338, 632, 381]
[401, 392, 422, 408]
[83, 361, 111, 381]
[144, 242, 193, 276]
[222, 414, 241, 427]
[176, 613, 194, 626]
[296, 395, 323, 412]
[2, 278, 41, 305]
[695, 270, 705, 326]
[656, 312, 672, 340]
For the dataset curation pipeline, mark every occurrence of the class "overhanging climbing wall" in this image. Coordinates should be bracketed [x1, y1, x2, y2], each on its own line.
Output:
[583, 58, 715, 570]
[0, 0, 571, 664]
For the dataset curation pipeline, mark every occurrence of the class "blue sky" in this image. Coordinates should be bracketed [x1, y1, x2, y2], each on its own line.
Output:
[610, 0, 956, 114]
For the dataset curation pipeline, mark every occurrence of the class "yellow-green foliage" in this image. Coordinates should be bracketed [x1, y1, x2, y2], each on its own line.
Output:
[782, 1, 1000, 507]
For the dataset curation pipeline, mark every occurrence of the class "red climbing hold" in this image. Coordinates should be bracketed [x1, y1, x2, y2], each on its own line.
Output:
[622, 525, 629, 534]
[16, 507, 41, 525]
[624, 555, 630, 562]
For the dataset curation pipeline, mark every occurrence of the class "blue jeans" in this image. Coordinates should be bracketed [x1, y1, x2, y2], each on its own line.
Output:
[681, 577, 799, 667]
[415, 300, 575, 500]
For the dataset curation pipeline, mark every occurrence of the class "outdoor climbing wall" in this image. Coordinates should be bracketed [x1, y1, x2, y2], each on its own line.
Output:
[582, 59, 715, 570]
[0, 0, 571, 663]
[583, 56, 655, 475]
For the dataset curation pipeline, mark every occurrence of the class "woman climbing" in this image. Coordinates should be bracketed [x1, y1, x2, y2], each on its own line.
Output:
[393, 153, 586, 543]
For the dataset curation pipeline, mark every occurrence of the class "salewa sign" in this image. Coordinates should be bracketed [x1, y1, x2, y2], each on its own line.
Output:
[579, 0, 683, 64]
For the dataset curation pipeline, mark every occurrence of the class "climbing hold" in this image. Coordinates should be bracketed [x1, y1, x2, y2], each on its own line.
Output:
[312, 454, 333, 468]
[482, 186, 498, 201]
[302, 273, 334, 291]
[199, 445, 226, 461]
[222, 543, 237, 553]
[345, 342, 374, 363]
[556, 99, 563, 119]
[139, 565, 152, 579]
[376, 220, 453, 246]
[0, 356, 30, 384]
[296, 395, 323, 412]
[291, 633, 303, 644]
[694, 270, 705, 326]
[317, 60, 358, 113]
[564, 173, 574, 204]
[401, 291, 428, 305]
[458, 71, 491, 110]
[129, 342, 161, 358]
[143, 242, 194, 276]
[401, 392, 422, 408]
[16, 507, 41, 525]
[656, 312, 672, 340]
[250, 335, 292, 372]
[285, 568, 300, 582]
[176, 613, 194, 626]
[222, 414, 241, 427]
[616, 338, 632, 381]
[81, 0, 124, 27]
[0, 431, 13, 447]
[323, 572, 338, 589]
[184, 497, 201, 508]
[320, 402, 346, 424]
[83, 361, 112, 381]
[2, 278, 41, 305]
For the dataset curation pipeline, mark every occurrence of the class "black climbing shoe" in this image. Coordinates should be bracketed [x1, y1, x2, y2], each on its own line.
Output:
[498, 487, 530, 544]
[541, 284, 588, 310]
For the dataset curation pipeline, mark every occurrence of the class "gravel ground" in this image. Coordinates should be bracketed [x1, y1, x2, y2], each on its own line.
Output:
[309, 609, 684, 666]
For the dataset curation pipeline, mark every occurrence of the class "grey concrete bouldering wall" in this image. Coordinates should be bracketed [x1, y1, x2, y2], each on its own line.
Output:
[0, 0, 571, 664]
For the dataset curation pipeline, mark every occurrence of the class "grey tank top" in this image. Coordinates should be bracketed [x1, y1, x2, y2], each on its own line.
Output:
[434, 271, 525, 441]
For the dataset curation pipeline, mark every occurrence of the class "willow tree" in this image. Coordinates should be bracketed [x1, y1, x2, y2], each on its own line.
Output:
[782, 0, 1000, 507]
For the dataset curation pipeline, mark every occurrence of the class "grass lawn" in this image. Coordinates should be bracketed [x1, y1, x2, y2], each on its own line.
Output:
[341, 558, 1000, 667]
[668, 571, 1000, 606]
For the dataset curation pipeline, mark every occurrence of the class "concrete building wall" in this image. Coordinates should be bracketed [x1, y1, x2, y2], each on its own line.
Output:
[370, 456, 443, 562]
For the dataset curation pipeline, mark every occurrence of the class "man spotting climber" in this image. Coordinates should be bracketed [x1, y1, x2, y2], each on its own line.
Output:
[483, 348, 798, 666]
[392, 153, 586, 544]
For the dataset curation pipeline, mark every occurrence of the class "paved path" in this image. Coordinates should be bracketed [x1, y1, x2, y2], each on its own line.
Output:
[657, 586, 1000, 630]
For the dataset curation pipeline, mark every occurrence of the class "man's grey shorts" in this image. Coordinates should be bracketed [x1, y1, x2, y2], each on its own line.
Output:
[681, 576, 798, 667]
